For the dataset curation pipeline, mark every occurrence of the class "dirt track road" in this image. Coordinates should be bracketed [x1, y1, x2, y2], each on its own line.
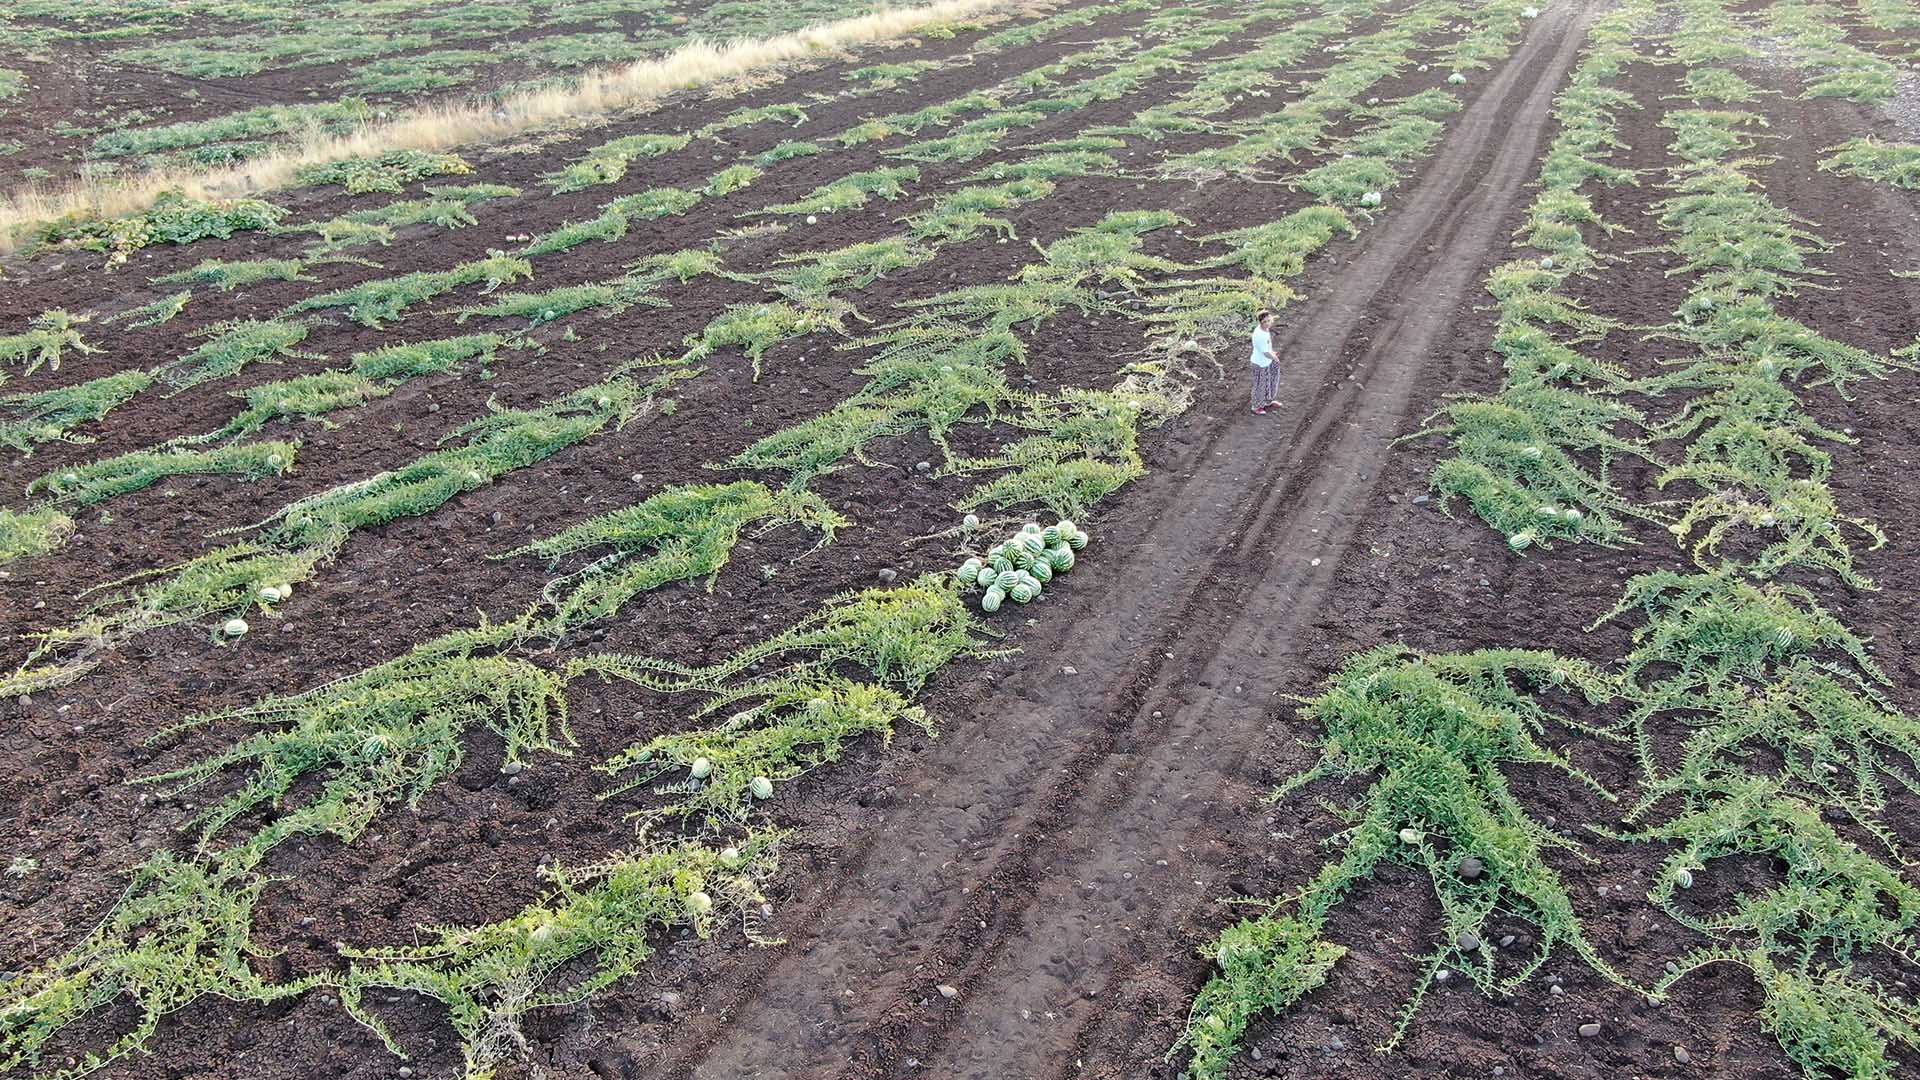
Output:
[671, 4, 1598, 1077]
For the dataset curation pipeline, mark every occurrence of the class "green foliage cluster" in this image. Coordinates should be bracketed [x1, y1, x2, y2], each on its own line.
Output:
[456, 280, 666, 326]
[1818, 138, 1920, 191]
[106, 291, 193, 329]
[766, 236, 932, 308]
[296, 149, 473, 194]
[28, 440, 295, 506]
[582, 577, 994, 824]
[154, 319, 319, 393]
[1763, 0, 1897, 104]
[697, 102, 809, 139]
[290, 251, 532, 328]
[756, 165, 919, 216]
[505, 481, 844, 633]
[258, 365, 689, 554]
[153, 257, 310, 292]
[681, 302, 844, 381]
[0, 852, 303, 1080]
[0, 310, 100, 378]
[339, 838, 778, 1079]
[185, 334, 506, 443]
[545, 133, 693, 193]
[89, 98, 371, 156]
[312, 184, 521, 246]
[339, 49, 494, 94]
[1177, 646, 1620, 1079]
[142, 619, 565, 865]
[30, 191, 285, 268]
[0, 506, 74, 564]
[0, 370, 155, 452]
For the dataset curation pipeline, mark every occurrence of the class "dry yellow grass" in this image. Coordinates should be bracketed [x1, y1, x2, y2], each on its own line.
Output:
[0, 0, 1013, 254]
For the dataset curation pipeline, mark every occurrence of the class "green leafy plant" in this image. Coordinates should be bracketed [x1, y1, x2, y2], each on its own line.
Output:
[681, 302, 845, 380]
[545, 132, 692, 193]
[154, 319, 320, 393]
[0, 506, 74, 564]
[153, 258, 310, 292]
[0, 310, 101, 378]
[297, 149, 473, 194]
[105, 291, 192, 329]
[339, 838, 778, 1080]
[0, 852, 303, 1080]
[0, 368, 156, 449]
[28, 440, 296, 505]
[1818, 138, 1920, 190]
[1176, 646, 1620, 1079]
[30, 190, 286, 268]
[290, 252, 532, 328]
[756, 165, 919, 216]
[141, 619, 563, 864]
[503, 481, 844, 633]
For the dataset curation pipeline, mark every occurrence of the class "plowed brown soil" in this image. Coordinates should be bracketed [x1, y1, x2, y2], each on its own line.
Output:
[4, 2, 1919, 1080]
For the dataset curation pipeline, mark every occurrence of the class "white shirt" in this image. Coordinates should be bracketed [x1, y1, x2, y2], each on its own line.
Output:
[1249, 326, 1275, 368]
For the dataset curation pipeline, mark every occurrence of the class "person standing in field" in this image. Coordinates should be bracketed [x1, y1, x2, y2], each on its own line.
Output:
[1249, 309, 1281, 414]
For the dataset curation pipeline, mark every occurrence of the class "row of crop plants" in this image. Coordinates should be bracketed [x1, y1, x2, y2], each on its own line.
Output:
[0, 0, 1542, 718]
[0, 0, 1189, 449]
[0, 0, 1554, 1074]
[0, 0, 946, 180]
[0, 2, 1186, 579]
[1175, 0, 1920, 1076]
[0, 0, 1419, 690]
[0, 0, 1255, 676]
[2, 0, 1170, 270]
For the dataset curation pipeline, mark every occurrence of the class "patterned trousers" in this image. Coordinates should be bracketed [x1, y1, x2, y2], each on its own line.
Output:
[1250, 363, 1280, 409]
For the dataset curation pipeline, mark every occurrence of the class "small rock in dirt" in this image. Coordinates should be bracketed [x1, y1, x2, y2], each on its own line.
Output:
[1387, 493, 1400, 504]
[502, 761, 523, 776]
[1578, 1023, 1601, 1038]
[490, 511, 504, 526]
[1457, 930, 1481, 952]
[1062, 666, 1078, 675]
[1674, 1045, 1692, 1065]
[1457, 856, 1483, 880]
[1665, 961, 1679, 975]
[877, 568, 897, 583]
[1549, 984, 1565, 996]
[1411, 494, 1430, 505]
[1433, 969, 1451, 984]
[937, 984, 959, 999]
[16, 694, 29, 707]
[1500, 934, 1515, 948]
[1323, 1037, 1344, 1053]
[915, 461, 932, 473]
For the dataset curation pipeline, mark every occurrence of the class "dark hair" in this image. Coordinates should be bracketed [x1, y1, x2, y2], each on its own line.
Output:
[1256, 309, 1273, 323]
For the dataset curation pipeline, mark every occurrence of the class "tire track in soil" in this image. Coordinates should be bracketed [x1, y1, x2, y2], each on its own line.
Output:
[673, 5, 1596, 1078]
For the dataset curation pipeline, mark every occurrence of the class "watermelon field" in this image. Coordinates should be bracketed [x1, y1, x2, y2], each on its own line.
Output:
[2, 0, 1919, 1076]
